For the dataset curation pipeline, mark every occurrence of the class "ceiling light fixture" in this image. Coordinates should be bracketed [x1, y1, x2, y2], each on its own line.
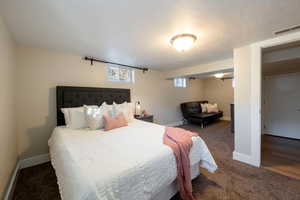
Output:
[214, 73, 225, 79]
[170, 33, 197, 52]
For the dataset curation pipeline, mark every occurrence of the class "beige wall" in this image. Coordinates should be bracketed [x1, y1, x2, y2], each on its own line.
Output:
[0, 17, 17, 198]
[16, 46, 204, 159]
[202, 78, 233, 120]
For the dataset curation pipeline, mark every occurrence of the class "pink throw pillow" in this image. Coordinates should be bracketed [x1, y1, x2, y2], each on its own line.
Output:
[103, 113, 128, 131]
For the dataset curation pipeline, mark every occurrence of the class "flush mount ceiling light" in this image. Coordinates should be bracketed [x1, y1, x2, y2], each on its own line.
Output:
[170, 34, 197, 52]
[214, 73, 225, 79]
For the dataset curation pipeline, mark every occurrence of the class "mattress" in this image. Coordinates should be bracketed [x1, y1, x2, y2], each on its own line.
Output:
[48, 120, 217, 200]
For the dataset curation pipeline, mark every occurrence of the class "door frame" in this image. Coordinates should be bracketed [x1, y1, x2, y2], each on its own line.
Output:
[250, 31, 300, 167]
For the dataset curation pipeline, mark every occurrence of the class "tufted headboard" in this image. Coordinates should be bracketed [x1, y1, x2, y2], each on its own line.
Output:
[56, 86, 131, 126]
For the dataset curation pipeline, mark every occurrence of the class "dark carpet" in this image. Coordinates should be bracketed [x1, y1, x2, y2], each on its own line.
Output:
[13, 121, 300, 200]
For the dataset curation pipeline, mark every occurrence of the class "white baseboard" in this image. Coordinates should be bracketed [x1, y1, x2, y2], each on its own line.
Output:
[233, 151, 259, 167]
[4, 154, 50, 199]
[19, 153, 50, 169]
[263, 130, 300, 140]
[221, 116, 231, 121]
[164, 120, 184, 127]
[4, 161, 20, 200]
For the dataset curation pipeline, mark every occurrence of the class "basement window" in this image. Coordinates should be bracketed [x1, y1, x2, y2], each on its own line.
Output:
[107, 65, 135, 83]
[174, 77, 187, 88]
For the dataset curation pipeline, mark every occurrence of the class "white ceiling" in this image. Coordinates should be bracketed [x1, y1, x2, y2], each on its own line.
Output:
[263, 58, 300, 76]
[263, 46, 300, 63]
[183, 69, 233, 80]
[1, 0, 300, 70]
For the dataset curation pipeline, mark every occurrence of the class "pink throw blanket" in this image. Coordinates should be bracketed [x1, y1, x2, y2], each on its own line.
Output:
[163, 127, 198, 200]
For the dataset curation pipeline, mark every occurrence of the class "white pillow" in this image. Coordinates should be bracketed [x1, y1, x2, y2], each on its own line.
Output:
[61, 108, 71, 126]
[69, 108, 87, 129]
[84, 105, 109, 130]
[207, 103, 219, 113]
[113, 102, 134, 123]
[201, 103, 208, 113]
[101, 102, 114, 116]
[61, 106, 97, 129]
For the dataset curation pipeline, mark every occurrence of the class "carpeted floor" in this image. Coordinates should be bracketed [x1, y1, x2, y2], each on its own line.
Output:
[13, 121, 300, 200]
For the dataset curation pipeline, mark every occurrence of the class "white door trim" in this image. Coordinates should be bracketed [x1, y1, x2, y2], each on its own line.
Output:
[250, 43, 262, 167]
[250, 31, 300, 167]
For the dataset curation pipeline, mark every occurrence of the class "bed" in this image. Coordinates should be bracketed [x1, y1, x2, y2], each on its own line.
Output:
[49, 86, 217, 200]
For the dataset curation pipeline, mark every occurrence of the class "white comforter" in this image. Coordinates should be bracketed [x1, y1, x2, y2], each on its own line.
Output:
[48, 120, 217, 200]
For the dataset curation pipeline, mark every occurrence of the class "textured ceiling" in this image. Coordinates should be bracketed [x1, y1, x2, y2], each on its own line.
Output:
[263, 58, 300, 76]
[1, 0, 300, 69]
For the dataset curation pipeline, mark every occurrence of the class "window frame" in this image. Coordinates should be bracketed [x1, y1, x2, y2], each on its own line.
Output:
[174, 77, 187, 88]
[107, 64, 135, 83]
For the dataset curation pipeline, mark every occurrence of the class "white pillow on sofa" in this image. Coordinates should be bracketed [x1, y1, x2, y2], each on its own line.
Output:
[207, 103, 219, 113]
[201, 103, 208, 113]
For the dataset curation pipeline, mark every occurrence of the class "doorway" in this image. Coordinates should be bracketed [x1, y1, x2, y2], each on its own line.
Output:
[250, 31, 300, 168]
[260, 43, 300, 179]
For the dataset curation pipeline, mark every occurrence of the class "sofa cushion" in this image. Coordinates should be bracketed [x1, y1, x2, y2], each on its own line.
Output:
[190, 111, 223, 119]
[180, 100, 209, 120]
[185, 102, 201, 114]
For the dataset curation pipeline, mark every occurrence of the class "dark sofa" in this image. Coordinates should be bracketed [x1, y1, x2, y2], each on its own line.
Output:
[180, 101, 223, 128]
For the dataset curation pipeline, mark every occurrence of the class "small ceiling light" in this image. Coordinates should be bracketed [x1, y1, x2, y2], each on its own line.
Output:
[170, 33, 197, 52]
[214, 73, 225, 79]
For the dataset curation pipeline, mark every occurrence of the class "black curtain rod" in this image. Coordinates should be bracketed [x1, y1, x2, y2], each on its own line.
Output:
[84, 56, 149, 73]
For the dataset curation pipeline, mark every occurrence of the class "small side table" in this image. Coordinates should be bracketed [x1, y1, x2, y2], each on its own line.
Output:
[134, 115, 154, 123]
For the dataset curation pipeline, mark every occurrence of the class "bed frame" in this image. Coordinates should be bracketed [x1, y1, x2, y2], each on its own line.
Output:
[55, 86, 201, 200]
[56, 86, 130, 126]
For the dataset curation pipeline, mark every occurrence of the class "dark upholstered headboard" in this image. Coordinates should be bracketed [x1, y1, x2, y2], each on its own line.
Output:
[56, 86, 131, 126]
